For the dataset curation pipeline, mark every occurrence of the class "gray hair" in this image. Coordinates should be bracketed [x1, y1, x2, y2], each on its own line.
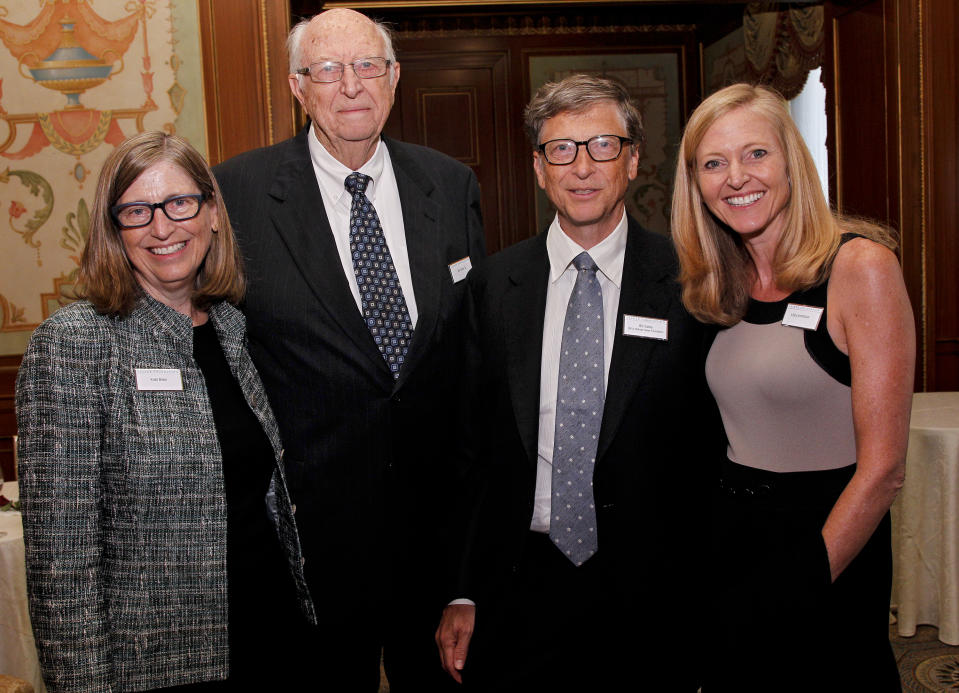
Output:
[524, 74, 645, 149]
[287, 14, 397, 77]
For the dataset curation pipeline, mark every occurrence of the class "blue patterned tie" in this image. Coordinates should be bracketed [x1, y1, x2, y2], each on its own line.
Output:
[550, 251, 604, 566]
[345, 172, 413, 379]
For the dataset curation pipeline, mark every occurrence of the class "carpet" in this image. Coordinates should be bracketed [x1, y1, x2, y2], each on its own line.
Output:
[893, 624, 959, 692]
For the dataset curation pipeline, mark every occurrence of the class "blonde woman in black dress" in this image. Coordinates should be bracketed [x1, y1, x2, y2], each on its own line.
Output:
[671, 84, 913, 692]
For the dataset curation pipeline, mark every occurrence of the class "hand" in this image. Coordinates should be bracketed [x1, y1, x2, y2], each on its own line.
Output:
[435, 603, 476, 684]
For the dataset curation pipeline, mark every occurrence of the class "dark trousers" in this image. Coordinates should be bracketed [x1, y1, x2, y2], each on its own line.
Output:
[704, 460, 901, 693]
[464, 532, 632, 693]
[284, 579, 457, 693]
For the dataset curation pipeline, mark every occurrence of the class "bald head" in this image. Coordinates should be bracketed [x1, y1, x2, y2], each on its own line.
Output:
[288, 10, 396, 76]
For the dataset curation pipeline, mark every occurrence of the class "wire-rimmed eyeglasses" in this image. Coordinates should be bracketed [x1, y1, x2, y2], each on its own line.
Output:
[538, 135, 633, 165]
[294, 57, 392, 83]
[111, 193, 208, 230]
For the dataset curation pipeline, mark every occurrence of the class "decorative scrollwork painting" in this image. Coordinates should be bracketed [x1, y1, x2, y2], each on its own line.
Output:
[0, 0, 207, 354]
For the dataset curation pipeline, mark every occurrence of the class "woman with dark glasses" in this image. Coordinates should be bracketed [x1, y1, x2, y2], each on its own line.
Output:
[16, 131, 315, 691]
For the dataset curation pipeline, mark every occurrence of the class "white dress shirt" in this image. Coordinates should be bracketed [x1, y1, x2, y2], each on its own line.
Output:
[307, 125, 418, 326]
[448, 211, 628, 605]
[529, 211, 627, 532]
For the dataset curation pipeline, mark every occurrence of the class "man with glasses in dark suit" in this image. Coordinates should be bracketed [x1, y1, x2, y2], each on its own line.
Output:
[436, 74, 718, 692]
[214, 9, 484, 691]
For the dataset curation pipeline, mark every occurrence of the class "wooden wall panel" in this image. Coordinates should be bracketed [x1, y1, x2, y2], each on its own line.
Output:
[199, 0, 296, 165]
[888, 0, 925, 391]
[924, 0, 959, 389]
[386, 48, 513, 251]
[826, 0, 958, 390]
[828, 1, 895, 225]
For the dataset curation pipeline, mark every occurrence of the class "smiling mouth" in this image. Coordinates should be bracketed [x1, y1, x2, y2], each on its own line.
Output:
[150, 241, 186, 256]
[726, 192, 764, 206]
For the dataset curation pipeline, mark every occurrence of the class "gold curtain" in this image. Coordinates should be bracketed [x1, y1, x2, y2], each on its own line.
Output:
[744, 3, 824, 99]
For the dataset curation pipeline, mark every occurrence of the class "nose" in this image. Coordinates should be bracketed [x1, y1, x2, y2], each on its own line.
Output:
[570, 145, 596, 177]
[727, 160, 750, 188]
[149, 210, 177, 239]
[339, 68, 364, 98]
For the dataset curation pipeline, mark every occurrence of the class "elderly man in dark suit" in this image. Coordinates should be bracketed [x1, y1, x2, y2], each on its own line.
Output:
[435, 74, 718, 691]
[213, 8, 484, 692]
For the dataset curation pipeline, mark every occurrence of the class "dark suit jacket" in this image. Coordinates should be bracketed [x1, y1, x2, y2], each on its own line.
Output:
[455, 216, 720, 686]
[213, 127, 485, 613]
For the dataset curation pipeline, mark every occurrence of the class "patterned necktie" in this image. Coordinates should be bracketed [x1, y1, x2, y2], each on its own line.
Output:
[550, 251, 605, 566]
[345, 172, 413, 379]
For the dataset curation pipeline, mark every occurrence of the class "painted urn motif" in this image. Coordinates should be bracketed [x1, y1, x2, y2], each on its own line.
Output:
[25, 18, 119, 108]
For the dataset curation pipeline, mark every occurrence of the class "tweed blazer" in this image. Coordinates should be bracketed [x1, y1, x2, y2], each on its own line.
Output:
[15, 295, 315, 693]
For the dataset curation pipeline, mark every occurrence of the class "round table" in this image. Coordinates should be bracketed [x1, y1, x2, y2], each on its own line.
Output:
[0, 482, 45, 691]
[891, 391, 959, 645]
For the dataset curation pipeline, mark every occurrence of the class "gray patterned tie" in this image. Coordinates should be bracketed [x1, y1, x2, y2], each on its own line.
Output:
[345, 172, 413, 379]
[550, 251, 605, 566]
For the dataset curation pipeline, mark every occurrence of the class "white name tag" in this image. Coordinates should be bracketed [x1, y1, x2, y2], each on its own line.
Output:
[623, 314, 669, 341]
[782, 303, 824, 330]
[135, 368, 183, 391]
[448, 256, 472, 284]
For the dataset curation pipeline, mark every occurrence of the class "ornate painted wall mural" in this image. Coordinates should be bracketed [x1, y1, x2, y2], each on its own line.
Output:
[0, 0, 206, 354]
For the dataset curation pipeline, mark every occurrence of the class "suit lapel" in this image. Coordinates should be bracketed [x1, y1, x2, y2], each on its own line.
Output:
[385, 137, 444, 389]
[597, 219, 675, 461]
[267, 128, 387, 376]
[503, 234, 550, 465]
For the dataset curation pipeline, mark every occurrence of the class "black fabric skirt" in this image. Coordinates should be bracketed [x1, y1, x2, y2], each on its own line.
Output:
[703, 459, 901, 693]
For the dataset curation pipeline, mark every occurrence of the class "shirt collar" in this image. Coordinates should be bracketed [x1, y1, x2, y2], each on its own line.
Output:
[308, 125, 386, 205]
[545, 210, 628, 288]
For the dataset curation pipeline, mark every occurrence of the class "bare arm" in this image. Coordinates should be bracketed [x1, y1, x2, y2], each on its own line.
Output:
[822, 238, 915, 581]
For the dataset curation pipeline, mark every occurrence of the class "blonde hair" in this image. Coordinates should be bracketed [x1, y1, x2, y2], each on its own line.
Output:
[670, 83, 895, 325]
[79, 131, 244, 316]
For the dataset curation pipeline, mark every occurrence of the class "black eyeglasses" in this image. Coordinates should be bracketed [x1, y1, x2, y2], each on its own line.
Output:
[294, 57, 392, 83]
[111, 193, 207, 229]
[538, 135, 633, 165]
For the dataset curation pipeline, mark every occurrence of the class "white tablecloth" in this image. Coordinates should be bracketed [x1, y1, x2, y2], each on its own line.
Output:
[891, 391, 959, 645]
[0, 482, 46, 691]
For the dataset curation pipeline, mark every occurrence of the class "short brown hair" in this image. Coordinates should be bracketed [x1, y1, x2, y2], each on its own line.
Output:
[670, 83, 894, 325]
[524, 74, 645, 150]
[79, 131, 244, 316]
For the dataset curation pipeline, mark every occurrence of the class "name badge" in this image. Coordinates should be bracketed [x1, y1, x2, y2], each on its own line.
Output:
[448, 256, 472, 284]
[135, 368, 183, 391]
[782, 303, 824, 330]
[623, 314, 669, 341]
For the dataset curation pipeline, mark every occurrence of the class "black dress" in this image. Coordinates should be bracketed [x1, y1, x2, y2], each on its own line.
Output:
[156, 321, 303, 691]
[703, 267, 900, 692]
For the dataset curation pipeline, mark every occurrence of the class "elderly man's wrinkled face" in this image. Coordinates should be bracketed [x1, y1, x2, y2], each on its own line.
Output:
[289, 10, 398, 166]
[533, 101, 638, 246]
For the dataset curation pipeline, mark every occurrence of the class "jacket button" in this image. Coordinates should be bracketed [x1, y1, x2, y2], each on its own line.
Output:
[291, 504, 297, 515]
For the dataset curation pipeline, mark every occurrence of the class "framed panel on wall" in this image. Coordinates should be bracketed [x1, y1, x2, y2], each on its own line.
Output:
[527, 49, 685, 237]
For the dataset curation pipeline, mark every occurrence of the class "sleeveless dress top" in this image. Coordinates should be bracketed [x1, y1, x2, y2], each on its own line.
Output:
[705, 279, 856, 473]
